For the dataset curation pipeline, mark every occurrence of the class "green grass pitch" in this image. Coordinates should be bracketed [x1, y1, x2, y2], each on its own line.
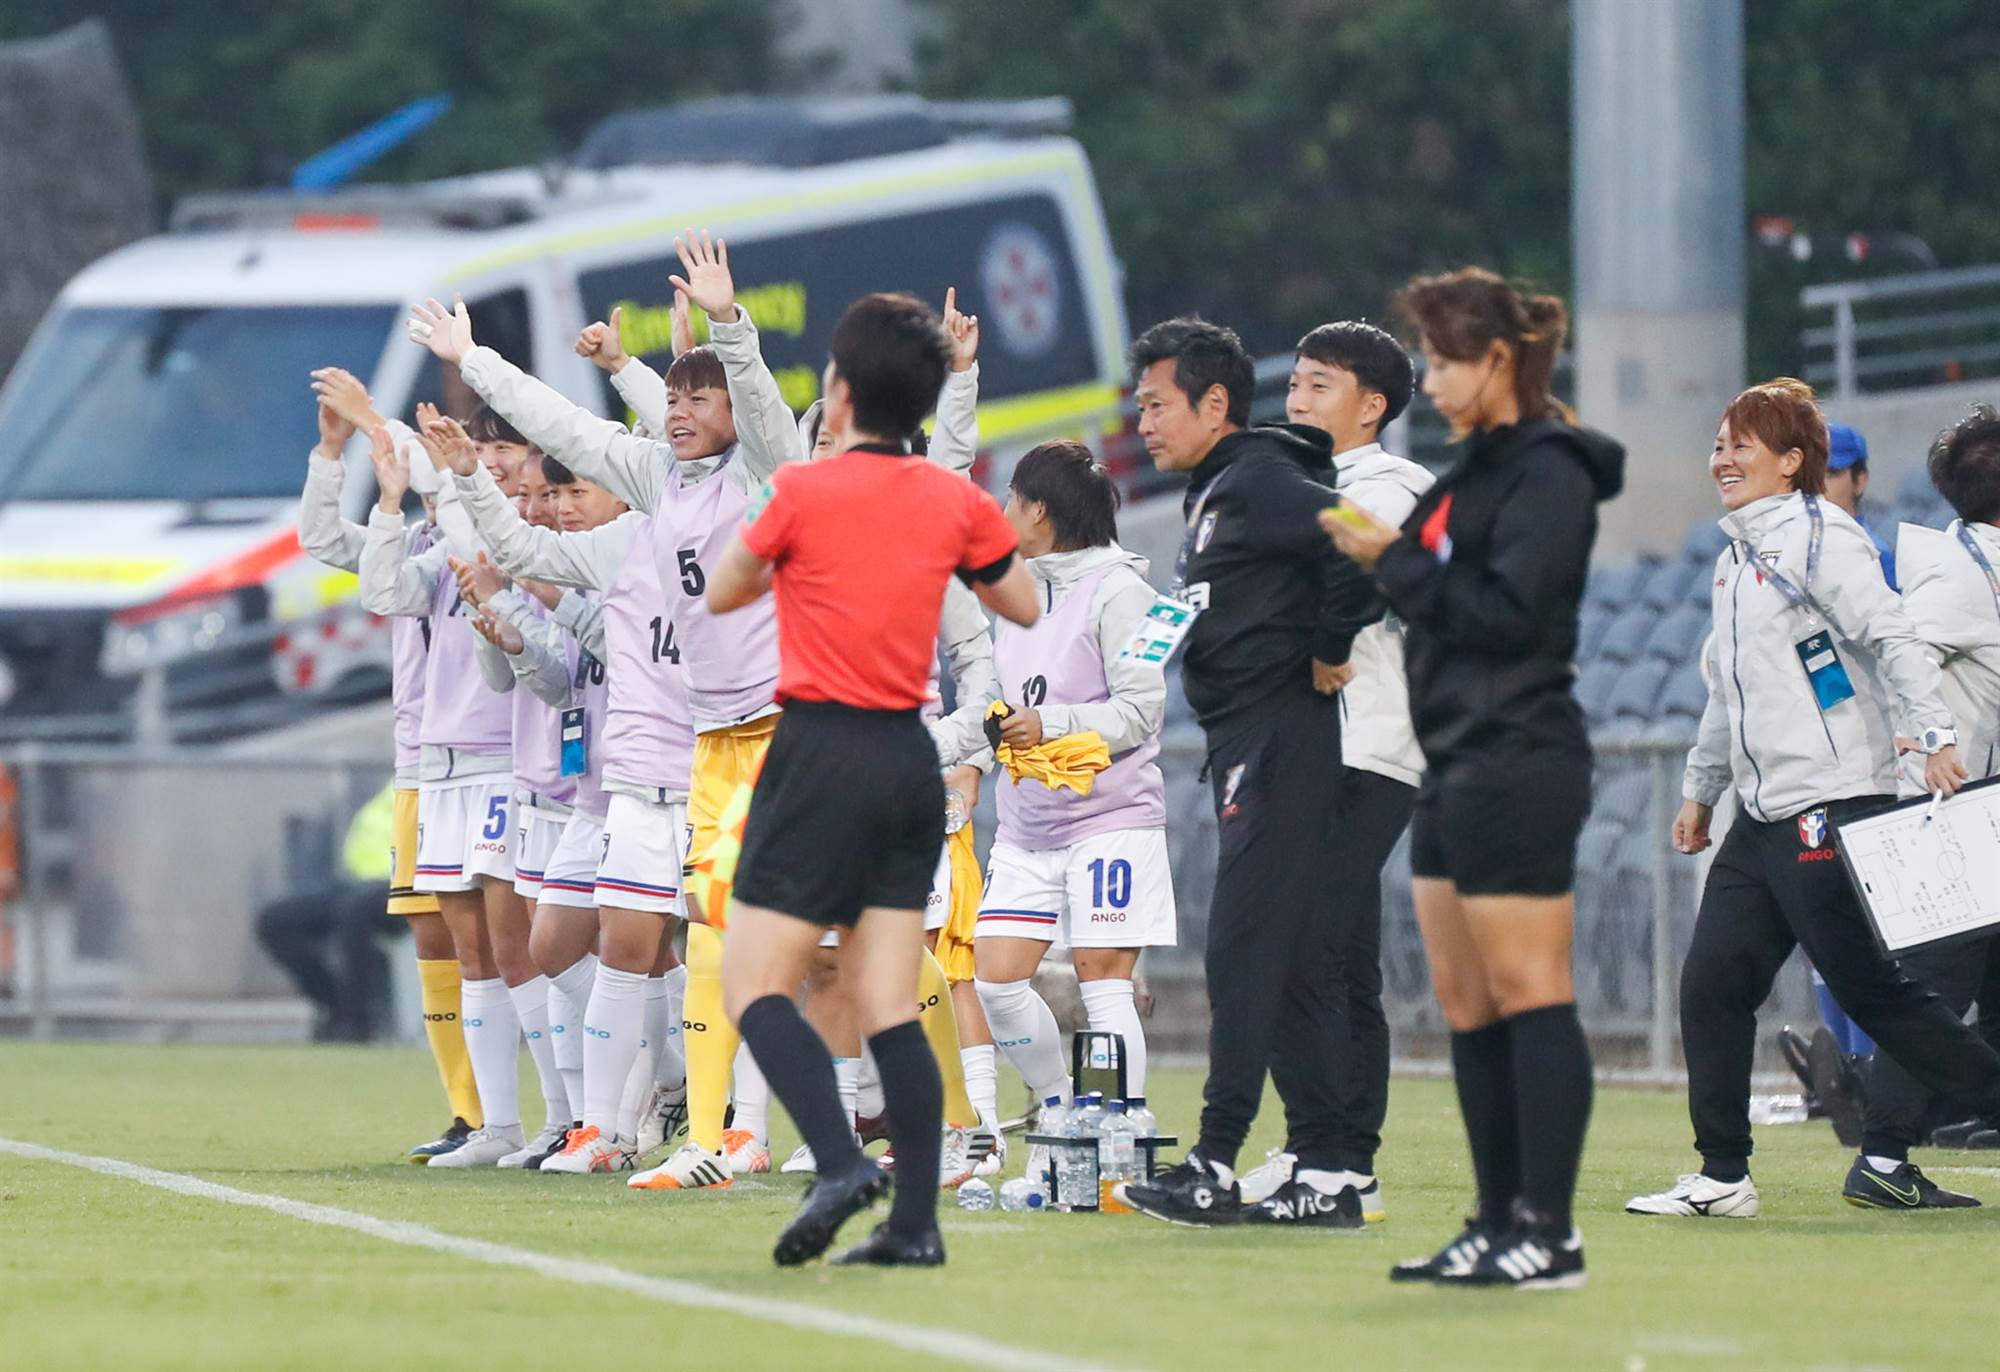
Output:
[0, 1041, 1990, 1370]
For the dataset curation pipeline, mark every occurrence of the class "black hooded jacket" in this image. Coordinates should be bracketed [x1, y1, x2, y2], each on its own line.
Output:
[1375, 416, 1626, 767]
[1177, 424, 1383, 733]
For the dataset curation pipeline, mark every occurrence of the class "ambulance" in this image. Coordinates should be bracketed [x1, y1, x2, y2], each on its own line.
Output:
[0, 96, 1129, 738]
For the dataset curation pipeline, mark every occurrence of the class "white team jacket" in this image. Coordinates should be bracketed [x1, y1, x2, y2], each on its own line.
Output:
[1684, 492, 1954, 823]
[1897, 519, 2000, 783]
[1333, 443, 1434, 786]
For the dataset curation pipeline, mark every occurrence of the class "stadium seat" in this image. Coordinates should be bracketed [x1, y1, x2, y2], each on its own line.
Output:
[1585, 557, 1657, 613]
[1607, 657, 1670, 723]
[1679, 521, 1730, 564]
[1642, 603, 1709, 665]
[1574, 656, 1622, 723]
[1595, 610, 1653, 666]
[1578, 603, 1613, 660]
[1639, 558, 1704, 611]
[1659, 661, 1711, 722]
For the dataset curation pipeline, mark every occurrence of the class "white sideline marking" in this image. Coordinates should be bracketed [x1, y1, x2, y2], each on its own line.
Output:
[1931, 1165, 2000, 1179]
[0, 1137, 1126, 1372]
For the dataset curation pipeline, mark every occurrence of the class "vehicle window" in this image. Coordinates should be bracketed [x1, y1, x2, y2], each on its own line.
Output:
[0, 304, 395, 502]
[576, 193, 1094, 418]
[399, 287, 537, 425]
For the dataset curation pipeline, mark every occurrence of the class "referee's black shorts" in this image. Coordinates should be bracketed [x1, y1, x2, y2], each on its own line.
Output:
[733, 699, 945, 929]
[1409, 746, 1591, 897]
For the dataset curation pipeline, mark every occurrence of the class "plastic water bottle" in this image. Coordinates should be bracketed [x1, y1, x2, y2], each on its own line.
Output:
[1071, 1092, 1107, 1138]
[1125, 1096, 1157, 1140]
[1099, 1100, 1138, 1180]
[1027, 1094, 1068, 1192]
[999, 1176, 1050, 1212]
[957, 1177, 995, 1211]
[1057, 1093, 1104, 1209]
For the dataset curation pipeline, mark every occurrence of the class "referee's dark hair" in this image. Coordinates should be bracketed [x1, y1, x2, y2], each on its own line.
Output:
[1129, 316, 1254, 428]
[1297, 321, 1416, 427]
[828, 292, 951, 443]
[1010, 440, 1121, 551]
[1929, 403, 2000, 524]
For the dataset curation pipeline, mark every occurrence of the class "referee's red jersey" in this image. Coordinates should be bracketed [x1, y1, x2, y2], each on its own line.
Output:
[739, 444, 1018, 711]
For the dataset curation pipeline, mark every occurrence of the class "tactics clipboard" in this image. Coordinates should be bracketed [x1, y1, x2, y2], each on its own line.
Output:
[1833, 775, 2000, 956]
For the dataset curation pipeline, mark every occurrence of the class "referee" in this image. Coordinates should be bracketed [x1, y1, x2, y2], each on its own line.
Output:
[1117, 316, 1382, 1229]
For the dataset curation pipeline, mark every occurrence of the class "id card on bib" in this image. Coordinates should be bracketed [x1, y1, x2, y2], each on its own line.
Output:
[559, 707, 589, 778]
[1795, 628, 1856, 712]
[1118, 593, 1202, 665]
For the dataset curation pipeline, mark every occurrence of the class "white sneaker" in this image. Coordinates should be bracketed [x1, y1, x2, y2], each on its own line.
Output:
[972, 1129, 1007, 1178]
[1239, 1148, 1297, 1205]
[636, 1083, 688, 1157]
[939, 1126, 974, 1189]
[722, 1128, 770, 1174]
[539, 1124, 635, 1174]
[1625, 1172, 1760, 1218]
[496, 1122, 570, 1170]
[779, 1143, 818, 1175]
[628, 1141, 734, 1191]
[428, 1125, 524, 1169]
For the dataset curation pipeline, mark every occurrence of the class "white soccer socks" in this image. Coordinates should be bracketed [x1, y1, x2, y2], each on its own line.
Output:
[460, 976, 523, 1131]
[548, 953, 599, 1121]
[960, 1043, 999, 1126]
[975, 977, 1071, 1103]
[1078, 977, 1147, 1097]
[582, 964, 649, 1136]
[508, 975, 573, 1130]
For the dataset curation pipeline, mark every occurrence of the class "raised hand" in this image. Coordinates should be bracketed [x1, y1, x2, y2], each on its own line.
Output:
[407, 295, 475, 365]
[671, 288, 696, 358]
[575, 305, 630, 374]
[450, 552, 507, 609]
[668, 229, 739, 323]
[369, 425, 410, 514]
[311, 367, 383, 435]
[471, 604, 525, 655]
[415, 403, 478, 476]
[315, 399, 355, 459]
[943, 286, 980, 372]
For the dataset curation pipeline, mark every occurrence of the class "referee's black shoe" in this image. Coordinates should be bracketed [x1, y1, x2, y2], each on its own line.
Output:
[832, 1221, 946, 1267]
[774, 1159, 890, 1266]
[1450, 1204, 1586, 1291]
[1841, 1156, 1981, 1210]
[1116, 1147, 1241, 1226]
[1241, 1177, 1363, 1229]
[1389, 1218, 1496, 1283]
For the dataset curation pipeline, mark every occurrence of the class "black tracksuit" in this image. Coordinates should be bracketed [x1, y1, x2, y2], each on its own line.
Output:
[1177, 424, 1381, 1173]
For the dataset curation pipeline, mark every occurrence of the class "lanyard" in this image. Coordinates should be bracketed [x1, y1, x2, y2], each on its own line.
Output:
[1172, 462, 1239, 596]
[1750, 494, 1825, 613]
[1955, 521, 2000, 623]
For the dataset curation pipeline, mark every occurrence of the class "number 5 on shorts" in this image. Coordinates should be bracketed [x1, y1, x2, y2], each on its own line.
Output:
[482, 796, 507, 841]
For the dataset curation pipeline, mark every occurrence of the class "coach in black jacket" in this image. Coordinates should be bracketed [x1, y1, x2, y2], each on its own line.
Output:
[1117, 316, 1383, 1230]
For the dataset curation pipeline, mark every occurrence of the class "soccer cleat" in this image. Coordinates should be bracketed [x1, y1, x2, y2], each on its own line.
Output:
[1116, 1148, 1241, 1227]
[628, 1141, 734, 1190]
[780, 1144, 818, 1175]
[539, 1124, 635, 1174]
[1809, 1027, 1866, 1147]
[427, 1125, 525, 1169]
[1929, 1118, 1985, 1149]
[1240, 1177, 1363, 1229]
[833, 1221, 946, 1267]
[1453, 1206, 1586, 1290]
[1237, 1148, 1297, 1205]
[1389, 1219, 1495, 1283]
[774, 1159, 890, 1266]
[1842, 1156, 1981, 1210]
[723, 1128, 771, 1175]
[636, 1084, 688, 1158]
[971, 1127, 1006, 1178]
[498, 1122, 573, 1170]
[938, 1127, 974, 1189]
[1625, 1172, 1760, 1217]
[407, 1117, 473, 1165]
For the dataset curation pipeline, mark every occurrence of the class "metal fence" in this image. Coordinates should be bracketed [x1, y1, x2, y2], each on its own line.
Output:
[1800, 262, 2000, 399]
[0, 734, 1819, 1079]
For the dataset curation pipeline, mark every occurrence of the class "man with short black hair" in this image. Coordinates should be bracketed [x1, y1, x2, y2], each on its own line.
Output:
[1116, 315, 1383, 1229]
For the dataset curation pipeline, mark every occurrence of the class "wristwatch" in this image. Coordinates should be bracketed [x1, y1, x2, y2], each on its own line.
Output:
[1919, 726, 1958, 754]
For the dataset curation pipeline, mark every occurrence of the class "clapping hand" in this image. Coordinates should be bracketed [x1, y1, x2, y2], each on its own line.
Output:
[668, 230, 738, 324]
[449, 552, 507, 609]
[470, 604, 524, 655]
[369, 425, 410, 514]
[407, 295, 475, 365]
[314, 399, 354, 459]
[943, 286, 979, 372]
[415, 403, 477, 477]
[311, 367, 382, 445]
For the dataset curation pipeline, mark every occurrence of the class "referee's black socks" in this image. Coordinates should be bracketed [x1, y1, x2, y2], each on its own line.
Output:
[1506, 1002, 1594, 1230]
[1450, 1022, 1521, 1230]
[869, 1019, 944, 1237]
[739, 994, 864, 1177]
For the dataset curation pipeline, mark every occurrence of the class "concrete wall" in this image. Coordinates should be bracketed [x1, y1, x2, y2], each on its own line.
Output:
[1821, 378, 2000, 504]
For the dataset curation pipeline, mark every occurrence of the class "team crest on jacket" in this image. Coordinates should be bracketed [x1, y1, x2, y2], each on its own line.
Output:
[1195, 511, 1219, 553]
[1797, 808, 1828, 849]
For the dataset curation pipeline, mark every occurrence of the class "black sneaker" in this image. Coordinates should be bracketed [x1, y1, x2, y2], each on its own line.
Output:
[1452, 1205, 1586, 1290]
[832, 1221, 946, 1267]
[407, 1117, 473, 1165]
[1842, 1156, 1981, 1210]
[1929, 1118, 1984, 1149]
[529, 1122, 581, 1171]
[1809, 1029, 1865, 1148]
[774, 1159, 891, 1266]
[1389, 1218, 1496, 1283]
[1116, 1148, 1241, 1227]
[1241, 1178, 1363, 1229]
[1969, 1129, 2000, 1150]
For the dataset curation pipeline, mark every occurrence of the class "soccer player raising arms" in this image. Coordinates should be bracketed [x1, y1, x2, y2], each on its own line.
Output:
[710, 293, 1037, 1268]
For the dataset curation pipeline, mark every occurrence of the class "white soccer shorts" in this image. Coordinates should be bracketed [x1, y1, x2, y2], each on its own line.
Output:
[513, 800, 569, 901]
[595, 792, 686, 916]
[413, 777, 514, 894]
[538, 809, 603, 910]
[975, 828, 1177, 948]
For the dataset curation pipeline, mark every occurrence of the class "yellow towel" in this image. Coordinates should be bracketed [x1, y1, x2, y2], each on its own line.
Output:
[934, 822, 982, 984]
[987, 701, 1113, 795]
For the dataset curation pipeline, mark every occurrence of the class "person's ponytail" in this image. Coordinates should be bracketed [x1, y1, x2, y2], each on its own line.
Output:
[1516, 293, 1571, 423]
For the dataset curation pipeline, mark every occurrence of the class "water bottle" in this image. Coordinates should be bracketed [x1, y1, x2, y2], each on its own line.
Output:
[1072, 1092, 1107, 1138]
[999, 1176, 1050, 1212]
[1125, 1096, 1157, 1141]
[1027, 1094, 1068, 1192]
[957, 1177, 995, 1211]
[1097, 1100, 1138, 1209]
[1748, 1093, 1810, 1126]
[1056, 1093, 1104, 1209]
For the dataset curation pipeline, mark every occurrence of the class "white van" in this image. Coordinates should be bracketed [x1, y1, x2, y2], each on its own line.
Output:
[0, 97, 1128, 739]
